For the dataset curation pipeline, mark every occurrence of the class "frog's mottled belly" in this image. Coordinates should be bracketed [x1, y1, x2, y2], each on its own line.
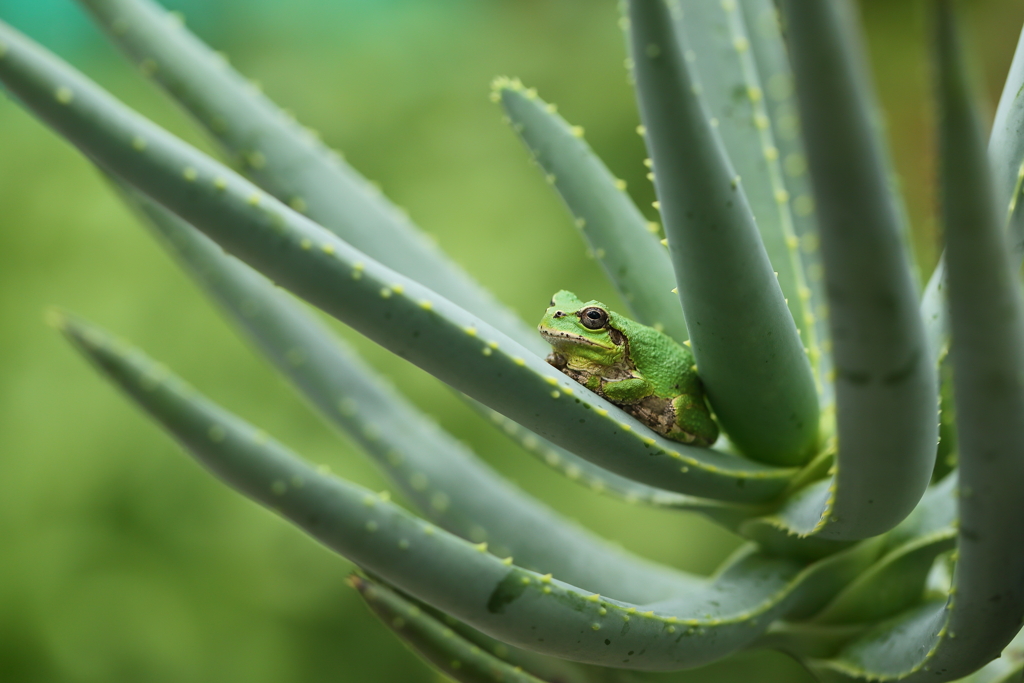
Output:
[545, 352, 692, 442]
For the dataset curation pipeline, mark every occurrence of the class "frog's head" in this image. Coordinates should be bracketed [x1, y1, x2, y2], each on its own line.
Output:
[538, 290, 626, 365]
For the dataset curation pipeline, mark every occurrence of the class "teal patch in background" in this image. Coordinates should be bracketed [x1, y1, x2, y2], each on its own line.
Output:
[0, 0, 429, 56]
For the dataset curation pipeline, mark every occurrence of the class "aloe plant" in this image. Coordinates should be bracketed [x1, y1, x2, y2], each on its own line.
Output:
[2, 0, 1023, 680]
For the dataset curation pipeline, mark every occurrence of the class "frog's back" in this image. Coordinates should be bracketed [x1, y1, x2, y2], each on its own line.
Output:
[611, 315, 701, 396]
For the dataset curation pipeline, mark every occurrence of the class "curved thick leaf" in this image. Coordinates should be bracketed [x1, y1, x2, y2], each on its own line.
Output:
[812, 626, 1024, 683]
[394, 591, 599, 683]
[921, 18, 1024, 368]
[123, 187, 702, 603]
[484, 410, 771, 532]
[739, 0, 832, 401]
[74, 0, 541, 352]
[934, 356, 959, 482]
[739, 480, 855, 562]
[672, 0, 822, 388]
[990, 21, 1024, 259]
[808, 529, 956, 626]
[753, 622, 868, 661]
[753, 476, 960, 660]
[740, 467, 956, 565]
[814, 6, 1024, 679]
[956, 627, 1024, 683]
[0, 20, 796, 502]
[920, 258, 950, 369]
[472, 406, 768, 531]
[776, 0, 937, 540]
[349, 575, 551, 683]
[56, 316, 883, 671]
[626, 0, 820, 467]
[494, 79, 687, 344]
[882, 472, 958, 551]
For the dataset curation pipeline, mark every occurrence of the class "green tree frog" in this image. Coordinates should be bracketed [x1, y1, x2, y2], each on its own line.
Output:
[538, 290, 718, 447]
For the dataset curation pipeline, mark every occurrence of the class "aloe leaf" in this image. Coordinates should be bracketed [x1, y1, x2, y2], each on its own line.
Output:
[742, 458, 957, 595]
[348, 575, 550, 683]
[493, 79, 687, 344]
[474, 406, 769, 531]
[56, 316, 886, 671]
[478, 405, 770, 525]
[753, 622, 868, 660]
[777, 537, 886, 622]
[934, 356, 958, 482]
[737, 480, 856, 562]
[920, 259, 950, 369]
[0, 21, 796, 503]
[121, 187, 703, 603]
[739, 0, 832, 399]
[741, 466, 956, 563]
[671, 0, 822, 388]
[754, 478, 959, 660]
[956, 627, 1024, 683]
[882, 472, 958, 551]
[921, 19, 1024, 368]
[396, 592, 599, 683]
[807, 529, 957, 626]
[990, 23, 1024, 259]
[814, 627, 1024, 683]
[452, 392, 773, 524]
[814, 6, 1024, 678]
[925, 0, 1024, 667]
[625, 0, 819, 468]
[776, 0, 937, 540]
[72, 0, 541, 352]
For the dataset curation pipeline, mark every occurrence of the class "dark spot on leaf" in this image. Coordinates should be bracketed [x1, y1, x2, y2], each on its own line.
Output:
[883, 350, 920, 386]
[835, 366, 870, 385]
[487, 570, 528, 614]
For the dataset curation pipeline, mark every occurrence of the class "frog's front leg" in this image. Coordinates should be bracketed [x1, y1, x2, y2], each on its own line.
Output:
[601, 377, 652, 404]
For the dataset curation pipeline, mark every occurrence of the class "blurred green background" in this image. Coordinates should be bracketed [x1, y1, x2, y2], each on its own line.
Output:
[1, 1, 1021, 681]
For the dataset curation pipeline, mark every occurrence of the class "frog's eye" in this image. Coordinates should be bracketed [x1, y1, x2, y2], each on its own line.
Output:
[579, 307, 609, 330]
